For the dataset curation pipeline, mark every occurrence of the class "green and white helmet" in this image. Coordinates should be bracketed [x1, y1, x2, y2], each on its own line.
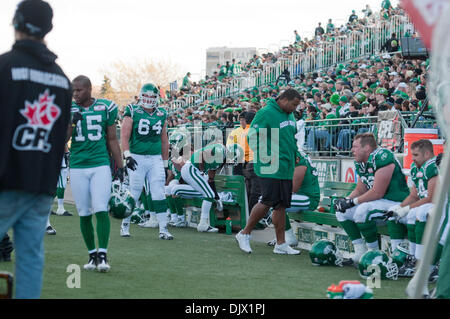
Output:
[108, 180, 136, 219]
[309, 239, 343, 266]
[169, 130, 189, 151]
[139, 83, 159, 109]
[130, 207, 146, 224]
[358, 250, 398, 280]
[391, 246, 410, 268]
[226, 143, 244, 166]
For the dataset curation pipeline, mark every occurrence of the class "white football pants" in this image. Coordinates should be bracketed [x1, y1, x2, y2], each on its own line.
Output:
[70, 165, 111, 217]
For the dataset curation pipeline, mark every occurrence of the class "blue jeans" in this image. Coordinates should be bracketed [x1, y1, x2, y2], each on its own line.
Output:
[307, 128, 331, 151]
[0, 191, 53, 299]
[337, 129, 355, 150]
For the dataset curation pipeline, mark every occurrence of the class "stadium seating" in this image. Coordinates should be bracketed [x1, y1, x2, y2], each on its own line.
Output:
[288, 181, 388, 237]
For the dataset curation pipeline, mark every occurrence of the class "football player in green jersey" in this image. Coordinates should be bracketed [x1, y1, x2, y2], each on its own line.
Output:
[171, 143, 227, 233]
[385, 139, 439, 279]
[120, 83, 172, 240]
[67, 75, 125, 272]
[334, 133, 410, 264]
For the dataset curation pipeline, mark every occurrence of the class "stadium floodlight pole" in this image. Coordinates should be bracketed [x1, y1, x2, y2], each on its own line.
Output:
[406, 3, 450, 299]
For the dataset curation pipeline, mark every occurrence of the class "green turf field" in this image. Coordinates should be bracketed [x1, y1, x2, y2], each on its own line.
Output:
[1, 203, 431, 299]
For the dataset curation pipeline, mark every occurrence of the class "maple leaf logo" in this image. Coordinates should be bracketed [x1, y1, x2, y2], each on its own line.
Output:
[20, 89, 61, 126]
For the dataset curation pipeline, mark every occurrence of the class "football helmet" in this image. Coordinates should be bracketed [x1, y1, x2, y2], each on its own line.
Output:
[169, 130, 189, 151]
[226, 143, 244, 166]
[391, 246, 410, 268]
[138, 83, 159, 110]
[130, 207, 146, 224]
[358, 250, 398, 280]
[108, 180, 135, 219]
[309, 239, 344, 266]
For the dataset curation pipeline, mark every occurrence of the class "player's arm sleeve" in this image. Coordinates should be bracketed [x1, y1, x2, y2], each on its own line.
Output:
[107, 101, 118, 126]
[375, 149, 395, 169]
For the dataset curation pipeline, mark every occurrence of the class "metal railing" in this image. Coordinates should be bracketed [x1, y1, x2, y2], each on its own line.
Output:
[166, 14, 415, 108]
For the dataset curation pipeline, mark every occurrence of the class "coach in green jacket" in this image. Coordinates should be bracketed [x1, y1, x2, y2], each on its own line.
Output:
[235, 89, 301, 255]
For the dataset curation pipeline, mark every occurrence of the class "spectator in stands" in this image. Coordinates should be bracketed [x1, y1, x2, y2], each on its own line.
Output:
[294, 30, 301, 43]
[326, 19, 335, 34]
[314, 22, 325, 39]
[181, 72, 191, 91]
[349, 10, 358, 23]
[362, 4, 373, 18]
[381, 33, 399, 53]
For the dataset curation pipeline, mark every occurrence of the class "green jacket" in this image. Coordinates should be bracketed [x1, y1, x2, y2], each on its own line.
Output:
[247, 98, 297, 180]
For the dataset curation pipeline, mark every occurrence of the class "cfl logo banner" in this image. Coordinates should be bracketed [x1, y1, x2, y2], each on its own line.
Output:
[12, 89, 61, 152]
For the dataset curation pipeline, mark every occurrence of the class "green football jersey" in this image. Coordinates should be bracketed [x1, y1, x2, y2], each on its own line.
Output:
[410, 157, 438, 199]
[123, 105, 167, 155]
[190, 143, 226, 173]
[168, 159, 181, 181]
[355, 148, 409, 202]
[70, 99, 118, 168]
[295, 150, 320, 209]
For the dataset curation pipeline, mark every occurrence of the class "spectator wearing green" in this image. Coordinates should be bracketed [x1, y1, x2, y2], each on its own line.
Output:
[181, 72, 191, 91]
[326, 19, 335, 34]
[294, 30, 301, 43]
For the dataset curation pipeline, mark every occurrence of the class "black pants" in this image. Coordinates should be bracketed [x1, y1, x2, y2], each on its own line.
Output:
[242, 162, 262, 212]
[232, 163, 244, 176]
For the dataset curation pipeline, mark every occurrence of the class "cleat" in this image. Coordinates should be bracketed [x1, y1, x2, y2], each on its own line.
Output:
[139, 215, 159, 228]
[273, 242, 301, 255]
[235, 231, 252, 253]
[96, 252, 110, 272]
[197, 222, 218, 233]
[56, 208, 72, 216]
[50, 211, 57, 215]
[159, 230, 174, 240]
[83, 252, 98, 271]
[398, 255, 416, 278]
[174, 220, 188, 228]
[428, 263, 439, 284]
[46, 225, 56, 235]
[120, 223, 131, 237]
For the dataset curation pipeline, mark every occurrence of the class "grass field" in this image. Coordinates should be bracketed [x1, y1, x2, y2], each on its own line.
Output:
[0, 202, 428, 299]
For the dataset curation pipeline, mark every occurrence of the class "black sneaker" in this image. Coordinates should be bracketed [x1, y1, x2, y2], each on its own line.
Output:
[83, 252, 98, 270]
[46, 225, 56, 235]
[398, 255, 416, 277]
[428, 263, 439, 284]
[97, 252, 110, 272]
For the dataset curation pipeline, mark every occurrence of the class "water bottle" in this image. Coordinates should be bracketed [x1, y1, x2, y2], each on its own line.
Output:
[226, 217, 232, 235]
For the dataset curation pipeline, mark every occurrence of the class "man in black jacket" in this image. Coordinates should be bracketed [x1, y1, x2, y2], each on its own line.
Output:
[0, 0, 71, 299]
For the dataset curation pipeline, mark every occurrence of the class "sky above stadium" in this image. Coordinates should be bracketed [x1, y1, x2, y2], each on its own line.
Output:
[1, 0, 399, 86]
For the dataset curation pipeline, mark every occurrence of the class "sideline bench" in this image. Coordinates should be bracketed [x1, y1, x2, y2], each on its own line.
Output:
[181, 175, 248, 229]
[288, 181, 389, 236]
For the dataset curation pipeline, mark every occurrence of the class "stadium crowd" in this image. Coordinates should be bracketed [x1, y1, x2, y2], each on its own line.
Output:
[111, 1, 430, 155]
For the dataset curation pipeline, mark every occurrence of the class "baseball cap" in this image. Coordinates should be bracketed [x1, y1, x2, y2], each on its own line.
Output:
[13, 0, 53, 39]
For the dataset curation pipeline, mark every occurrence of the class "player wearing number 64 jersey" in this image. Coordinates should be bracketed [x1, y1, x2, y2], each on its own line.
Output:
[120, 83, 172, 240]
[68, 75, 125, 272]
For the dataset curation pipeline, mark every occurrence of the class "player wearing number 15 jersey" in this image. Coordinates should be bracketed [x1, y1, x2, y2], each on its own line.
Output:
[68, 75, 125, 272]
[120, 83, 171, 240]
